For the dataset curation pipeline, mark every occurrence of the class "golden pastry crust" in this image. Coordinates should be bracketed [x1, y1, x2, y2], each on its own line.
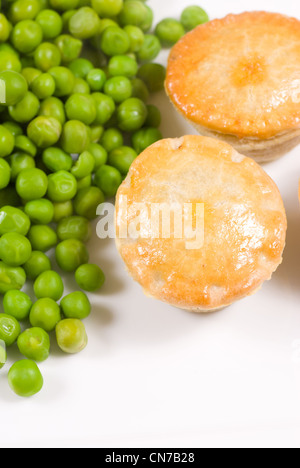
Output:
[166, 11, 300, 140]
[115, 136, 287, 312]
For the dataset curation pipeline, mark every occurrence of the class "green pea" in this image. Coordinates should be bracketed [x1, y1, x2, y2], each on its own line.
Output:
[137, 34, 161, 62]
[0, 232, 32, 267]
[100, 26, 130, 57]
[60, 291, 91, 320]
[11, 20, 43, 54]
[0, 313, 21, 346]
[16, 168, 48, 201]
[0, 124, 15, 157]
[123, 25, 145, 52]
[130, 77, 149, 102]
[87, 143, 107, 170]
[8, 0, 41, 24]
[0, 339, 7, 370]
[56, 318, 87, 354]
[155, 18, 185, 46]
[118, 1, 149, 27]
[77, 175, 91, 190]
[140, 4, 153, 33]
[108, 55, 138, 78]
[57, 216, 91, 242]
[54, 35, 82, 63]
[34, 42, 62, 72]
[137, 63, 166, 92]
[2, 121, 23, 137]
[72, 77, 90, 94]
[145, 104, 161, 128]
[9, 152, 36, 181]
[69, 6, 100, 39]
[22, 67, 42, 86]
[46, 171, 77, 204]
[0, 261, 26, 294]
[34, 270, 64, 301]
[91, 0, 123, 17]
[52, 200, 73, 223]
[0, 70, 28, 106]
[71, 151, 95, 179]
[60, 120, 90, 154]
[17, 328, 50, 362]
[100, 128, 123, 153]
[104, 76, 132, 103]
[14, 135, 37, 157]
[8, 91, 40, 123]
[3, 290, 33, 321]
[27, 225, 57, 252]
[86, 69, 106, 92]
[56, 238, 89, 272]
[8, 359, 43, 398]
[94, 164, 122, 197]
[65, 93, 96, 125]
[117, 97, 147, 131]
[0, 13, 10, 42]
[0, 206, 31, 236]
[31, 73, 56, 100]
[132, 127, 162, 154]
[38, 96, 66, 125]
[0, 159, 11, 189]
[36, 9, 63, 39]
[0, 50, 22, 73]
[49, 66, 75, 97]
[42, 147, 72, 173]
[108, 146, 137, 174]
[23, 251, 51, 280]
[68, 58, 93, 79]
[27, 116, 62, 148]
[88, 124, 104, 144]
[24, 199, 54, 225]
[92, 92, 116, 125]
[30, 297, 61, 332]
[73, 186, 104, 219]
[75, 263, 105, 292]
[181, 6, 209, 31]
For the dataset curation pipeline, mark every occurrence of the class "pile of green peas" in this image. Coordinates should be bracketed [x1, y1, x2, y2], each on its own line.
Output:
[0, 0, 208, 398]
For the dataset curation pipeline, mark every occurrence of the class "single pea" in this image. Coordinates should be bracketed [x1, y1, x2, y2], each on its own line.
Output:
[17, 327, 50, 362]
[42, 147, 73, 173]
[0, 70, 28, 106]
[60, 291, 91, 320]
[61, 9, 77, 29]
[108, 146, 137, 174]
[55, 239, 89, 272]
[68, 58, 93, 79]
[31, 73, 56, 100]
[91, 0, 123, 17]
[71, 151, 95, 179]
[34, 42, 62, 72]
[117, 97, 147, 132]
[0, 232, 32, 267]
[60, 120, 90, 154]
[108, 55, 138, 78]
[30, 297, 61, 332]
[86, 69, 106, 92]
[65, 93, 96, 125]
[3, 290, 33, 321]
[36, 9, 63, 39]
[100, 128, 124, 153]
[27, 225, 58, 252]
[0, 339, 6, 370]
[11, 20, 43, 54]
[52, 200, 73, 223]
[34, 270, 64, 301]
[74, 186, 104, 220]
[140, 4, 153, 33]
[181, 6, 209, 31]
[0, 50, 22, 73]
[22, 67, 42, 86]
[155, 18, 185, 46]
[0, 261, 26, 294]
[87, 143, 107, 170]
[0, 206, 30, 236]
[0, 13, 10, 42]
[57, 216, 91, 242]
[8, 0, 41, 24]
[0, 313, 21, 346]
[27, 116, 62, 149]
[2, 121, 23, 137]
[14, 135, 37, 157]
[137, 34, 161, 62]
[49, 66, 75, 97]
[0, 159, 11, 189]
[137, 63, 166, 92]
[130, 77, 149, 102]
[23, 251, 51, 280]
[8, 91, 40, 123]
[75, 263, 105, 292]
[47, 170, 77, 203]
[38, 96, 66, 125]
[0, 125, 15, 157]
[72, 77, 90, 94]
[56, 318, 87, 354]
[118, 1, 149, 27]
[89, 124, 104, 144]
[145, 104, 161, 128]
[104, 76, 132, 103]
[94, 164, 122, 198]
[132, 127, 163, 154]
[24, 199, 54, 225]
[8, 359, 43, 397]
[123, 25, 145, 52]
[16, 168, 48, 201]
[49, 0, 80, 11]
[77, 175, 92, 190]
[92, 92, 116, 125]
[100, 26, 130, 57]
[69, 7, 100, 39]
[9, 152, 36, 181]
[54, 34, 82, 63]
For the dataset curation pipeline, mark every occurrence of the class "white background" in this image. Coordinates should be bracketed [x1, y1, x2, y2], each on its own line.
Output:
[1, 0, 300, 449]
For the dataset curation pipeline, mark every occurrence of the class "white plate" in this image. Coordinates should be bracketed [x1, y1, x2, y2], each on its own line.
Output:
[1, 0, 300, 449]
